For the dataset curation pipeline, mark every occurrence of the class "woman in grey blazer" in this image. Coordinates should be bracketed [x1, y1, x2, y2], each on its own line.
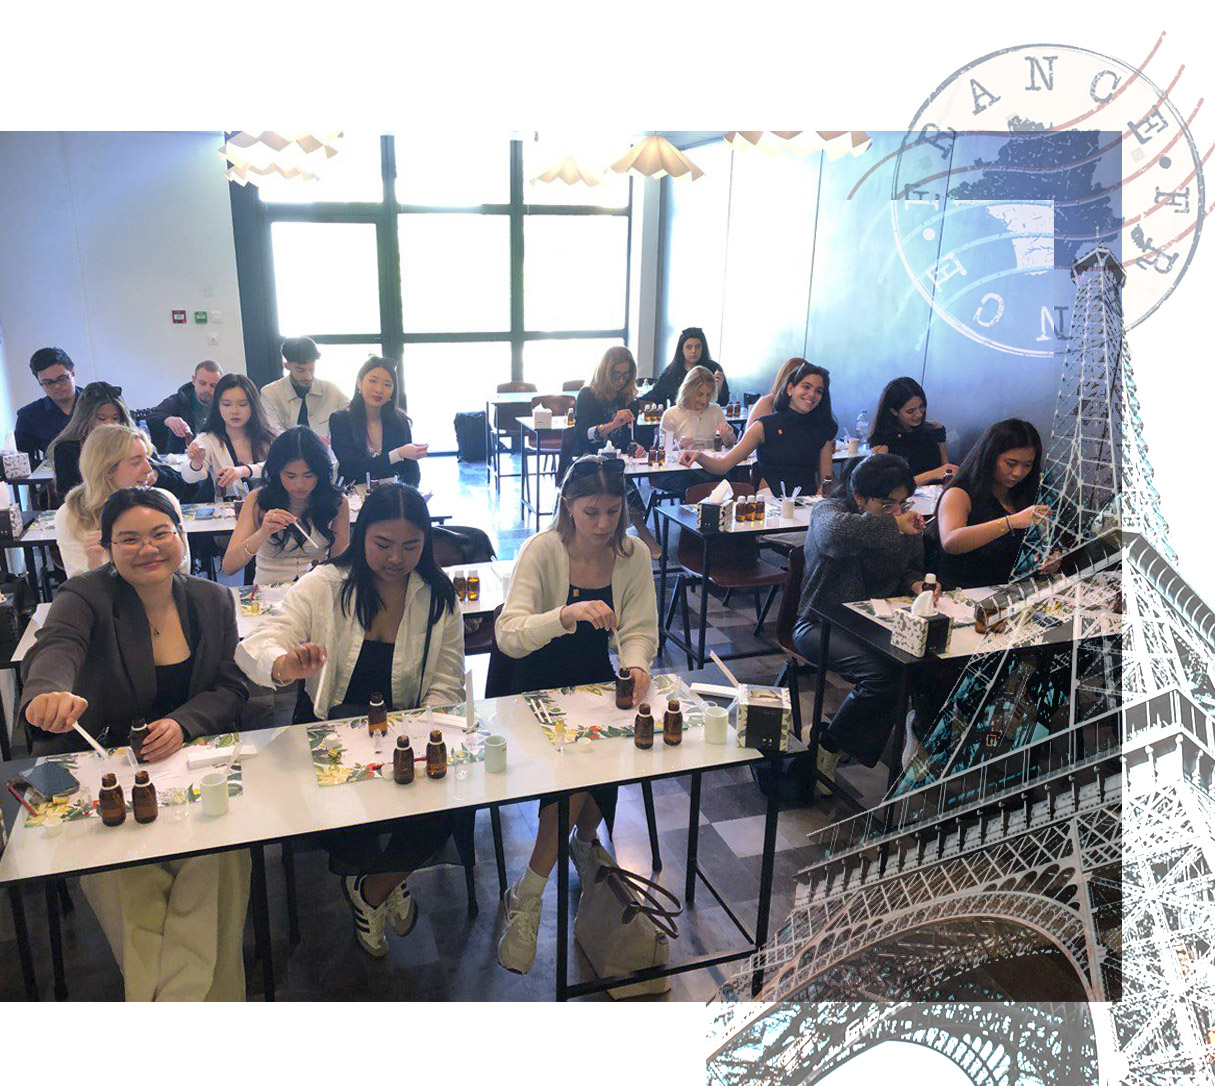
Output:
[20, 487, 251, 1001]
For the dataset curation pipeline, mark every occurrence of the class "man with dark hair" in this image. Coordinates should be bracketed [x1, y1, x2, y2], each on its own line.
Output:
[145, 360, 223, 454]
[261, 336, 348, 441]
[14, 347, 79, 458]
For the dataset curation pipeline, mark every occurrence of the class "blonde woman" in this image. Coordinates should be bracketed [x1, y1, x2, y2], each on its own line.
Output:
[661, 365, 736, 451]
[55, 425, 191, 579]
[747, 357, 807, 426]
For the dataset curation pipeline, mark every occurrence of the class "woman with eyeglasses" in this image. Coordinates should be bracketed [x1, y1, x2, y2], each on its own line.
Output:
[792, 454, 936, 787]
[181, 374, 278, 500]
[328, 357, 427, 487]
[935, 419, 1051, 590]
[20, 487, 250, 1000]
[493, 455, 658, 975]
[45, 380, 133, 494]
[867, 377, 957, 485]
[679, 360, 837, 497]
[55, 425, 192, 579]
[236, 484, 462, 959]
[649, 326, 729, 408]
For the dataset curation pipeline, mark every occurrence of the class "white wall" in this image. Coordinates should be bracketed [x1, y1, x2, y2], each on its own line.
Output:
[0, 131, 244, 426]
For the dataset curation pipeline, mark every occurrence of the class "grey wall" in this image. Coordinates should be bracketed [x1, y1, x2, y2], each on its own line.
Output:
[658, 131, 1120, 459]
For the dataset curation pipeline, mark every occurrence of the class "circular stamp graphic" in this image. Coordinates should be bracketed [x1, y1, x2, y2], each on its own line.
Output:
[891, 37, 1206, 356]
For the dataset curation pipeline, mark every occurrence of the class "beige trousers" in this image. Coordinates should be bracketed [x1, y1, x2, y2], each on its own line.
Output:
[81, 850, 251, 1001]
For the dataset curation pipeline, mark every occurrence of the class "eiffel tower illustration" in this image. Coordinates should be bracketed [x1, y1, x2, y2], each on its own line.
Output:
[708, 247, 1215, 1086]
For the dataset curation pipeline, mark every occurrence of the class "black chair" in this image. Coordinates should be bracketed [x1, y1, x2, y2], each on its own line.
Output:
[433, 525, 497, 656]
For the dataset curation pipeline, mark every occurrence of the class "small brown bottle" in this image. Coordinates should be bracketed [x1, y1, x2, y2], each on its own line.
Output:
[426, 729, 448, 779]
[129, 717, 149, 763]
[634, 703, 654, 750]
[566, 408, 575, 426]
[367, 692, 388, 737]
[467, 571, 480, 601]
[714, 432, 724, 452]
[615, 667, 634, 710]
[453, 571, 467, 601]
[663, 698, 683, 746]
[132, 770, 158, 824]
[393, 735, 415, 785]
[99, 772, 126, 827]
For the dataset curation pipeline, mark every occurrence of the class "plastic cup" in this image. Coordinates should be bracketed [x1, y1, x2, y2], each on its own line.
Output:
[44, 815, 64, 837]
[781, 497, 795, 519]
[705, 706, 729, 745]
[847, 438, 861, 456]
[484, 734, 507, 773]
[200, 772, 230, 817]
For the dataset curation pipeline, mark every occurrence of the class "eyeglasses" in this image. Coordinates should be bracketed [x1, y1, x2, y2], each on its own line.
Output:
[872, 499, 914, 513]
[38, 373, 73, 390]
[109, 527, 181, 550]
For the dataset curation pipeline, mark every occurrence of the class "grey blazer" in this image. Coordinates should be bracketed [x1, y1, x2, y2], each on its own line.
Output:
[19, 568, 248, 751]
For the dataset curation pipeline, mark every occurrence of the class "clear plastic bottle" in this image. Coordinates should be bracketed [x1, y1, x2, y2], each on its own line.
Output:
[856, 411, 870, 448]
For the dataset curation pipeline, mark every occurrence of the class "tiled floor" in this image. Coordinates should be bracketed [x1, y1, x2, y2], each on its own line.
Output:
[0, 453, 879, 1002]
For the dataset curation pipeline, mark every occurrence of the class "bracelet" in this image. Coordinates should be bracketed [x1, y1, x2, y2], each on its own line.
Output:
[242, 539, 259, 557]
[1004, 516, 1012, 534]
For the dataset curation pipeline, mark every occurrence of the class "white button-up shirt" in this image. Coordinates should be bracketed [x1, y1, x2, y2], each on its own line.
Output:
[260, 376, 350, 441]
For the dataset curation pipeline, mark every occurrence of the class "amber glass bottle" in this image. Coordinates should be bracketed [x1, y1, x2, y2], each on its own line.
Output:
[99, 772, 126, 827]
[393, 735, 415, 784]
[367, 692, 388, 737]
[132, 770, 158, 824]
[615, 668, 634, 710]
[663, 698, 683, 746]
[128, 717, 149, 763]
[426, 729, 448, 779]
[633, 703, 654, 750]
[453, 571, 467, 601]
[467, 571, 481, 601]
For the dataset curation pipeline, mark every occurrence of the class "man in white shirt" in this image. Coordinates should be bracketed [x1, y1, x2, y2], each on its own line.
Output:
[261, 336, 350, 441]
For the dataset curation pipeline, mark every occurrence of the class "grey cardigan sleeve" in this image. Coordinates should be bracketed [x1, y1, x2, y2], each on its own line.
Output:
[171, 589, 249, 740]
[810, 502, 903, 556]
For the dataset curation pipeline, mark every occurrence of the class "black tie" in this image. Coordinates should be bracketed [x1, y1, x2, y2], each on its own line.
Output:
[291, 382, 310, 427]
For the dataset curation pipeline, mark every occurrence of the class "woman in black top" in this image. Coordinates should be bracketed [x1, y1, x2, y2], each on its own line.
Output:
[679, 360, 837, 495]
[935, 418, 1051, 589]
[572, 346, 644, 458]
[867, 376, 957, 485]
[649, 326, 729, 407]
[329, 356, 427, 487]
[45, 381, 132, 494]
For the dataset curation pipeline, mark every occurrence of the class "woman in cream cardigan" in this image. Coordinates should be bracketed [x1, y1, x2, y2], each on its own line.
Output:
[494, 454, 658, 975]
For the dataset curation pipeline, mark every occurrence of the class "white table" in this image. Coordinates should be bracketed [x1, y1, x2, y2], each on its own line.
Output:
[0, 687, 795, 1001]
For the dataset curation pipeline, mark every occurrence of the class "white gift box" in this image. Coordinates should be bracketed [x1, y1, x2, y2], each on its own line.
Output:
[891, 607, 952, 657]
[736, 684, 792, 753]
[1, 452, 31, 480]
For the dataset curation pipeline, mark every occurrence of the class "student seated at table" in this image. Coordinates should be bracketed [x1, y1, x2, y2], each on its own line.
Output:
[55, 425, 192, 579]
[261, 336, 350, 441]
[746, 356, 805, 426]
[20, 487, 250, 1000]
[494, 455, 658, 975]
[45, 380, 133, 494]
[649, 326, 729, 407]
[145, 359, 223, 455]
[867, 376, 957, 485]
[236, 483, 462, 958]
[329, 356, 427, 487]
[222, 426, 350, 584]
[679, 359, 837, 496]
[660, 365, 736, 452]
[14, 347, 79, 461]
[571, 345, 644, 459]
[792, 454, 938, 787]
[181, 374, 277, 500]
[935, 418, 1051, 590]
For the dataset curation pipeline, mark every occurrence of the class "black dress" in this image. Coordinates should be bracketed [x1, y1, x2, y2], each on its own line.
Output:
[512, 584, 620, 830]
[151, 657, 194, 724]
[935, 488, 1026, 589]
[871, 423, 947, 477]
[756, 408, 837, 496]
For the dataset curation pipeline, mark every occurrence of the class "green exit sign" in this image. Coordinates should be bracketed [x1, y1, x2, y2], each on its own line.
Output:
[194, 311, 208, 324]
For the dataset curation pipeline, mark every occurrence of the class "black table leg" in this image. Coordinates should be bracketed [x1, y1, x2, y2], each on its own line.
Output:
[44, 881, 67, 1000]
[685, 771, 702, 905]
[490, 806, 508, 899]
[752, 764, 781, 997]
[555, 795, 570, 1002]
[250, 845, 275, 1001]
[281, 841, 300, 947]
[641, 780, 662, 872]
[8, 885, 38, 1000]
[696, 537, 711, 668]
[809, 620, 832, 800]
[885, 669, 911, 799]
[658, 516, 671, 653]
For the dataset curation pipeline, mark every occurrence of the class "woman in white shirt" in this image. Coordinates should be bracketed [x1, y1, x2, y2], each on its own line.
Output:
[55, 424, 191, 579]
[493, 455, 658, 975]
[236, 483, 464, 958]
[181, 374, 277, 499]
[222, 426, 350, 585]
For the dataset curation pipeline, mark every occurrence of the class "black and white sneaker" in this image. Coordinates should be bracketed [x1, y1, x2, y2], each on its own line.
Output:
[342, 875, 388, 958]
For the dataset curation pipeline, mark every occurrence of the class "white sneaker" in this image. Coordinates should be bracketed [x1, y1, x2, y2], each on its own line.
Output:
[569, 832, 611, 885]
[816, 747, 842, 796]
[342, 875, 388, 958]
[497, 883, 543, 975]
[385, 881, 419, 938]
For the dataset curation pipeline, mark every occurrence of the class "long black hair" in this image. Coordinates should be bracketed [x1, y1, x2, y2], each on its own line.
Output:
[200, 373, 275, 460]
[99, 486, 183, 547]
[773, 360, 837, 430]
[658, 326, 718, 383]
[346, 356, 412, 442]
[869, 376, 931, 442]
[330, 482, 454, 629]
[842, 453, 918, 512]
[257, 427, 342, 552]
[944, 418, 1043, 513]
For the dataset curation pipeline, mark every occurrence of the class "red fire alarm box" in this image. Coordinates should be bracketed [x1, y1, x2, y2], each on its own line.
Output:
[172, 310, 187, 324]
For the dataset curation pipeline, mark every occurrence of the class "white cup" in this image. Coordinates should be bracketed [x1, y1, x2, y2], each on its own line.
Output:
[484, 734, 507, 774]
[43, 814, 64, 837]
[847, 437, 860, 456]
[780, 497, 795, 519]
[705, 706, 729, 745]
[200, 772, 230, 817]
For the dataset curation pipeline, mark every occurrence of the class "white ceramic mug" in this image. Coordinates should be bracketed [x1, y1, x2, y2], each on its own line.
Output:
[200, 772, 229, 817]
[484, 734, 507, 773]
[705, 706, 729, 745]
[780, 497, 795, 519]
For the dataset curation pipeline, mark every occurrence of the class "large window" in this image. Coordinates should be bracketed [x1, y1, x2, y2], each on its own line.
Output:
[233, 136, 632, 451]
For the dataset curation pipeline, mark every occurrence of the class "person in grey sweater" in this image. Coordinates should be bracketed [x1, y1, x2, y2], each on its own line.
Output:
[793, 454, 938, 773]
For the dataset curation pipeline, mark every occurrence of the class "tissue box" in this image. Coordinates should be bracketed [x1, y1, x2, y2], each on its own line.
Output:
[891, 608, 952, 657]
[736, 684, 791, 753]
[697, 500, 726, 533]
[1, 452, 30, 480]
[0, 505, 23, 539]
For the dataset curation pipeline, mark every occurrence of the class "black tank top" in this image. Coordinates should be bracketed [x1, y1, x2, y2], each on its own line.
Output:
[935, 487, 1025, 589]
[512, 584, 616, 694]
